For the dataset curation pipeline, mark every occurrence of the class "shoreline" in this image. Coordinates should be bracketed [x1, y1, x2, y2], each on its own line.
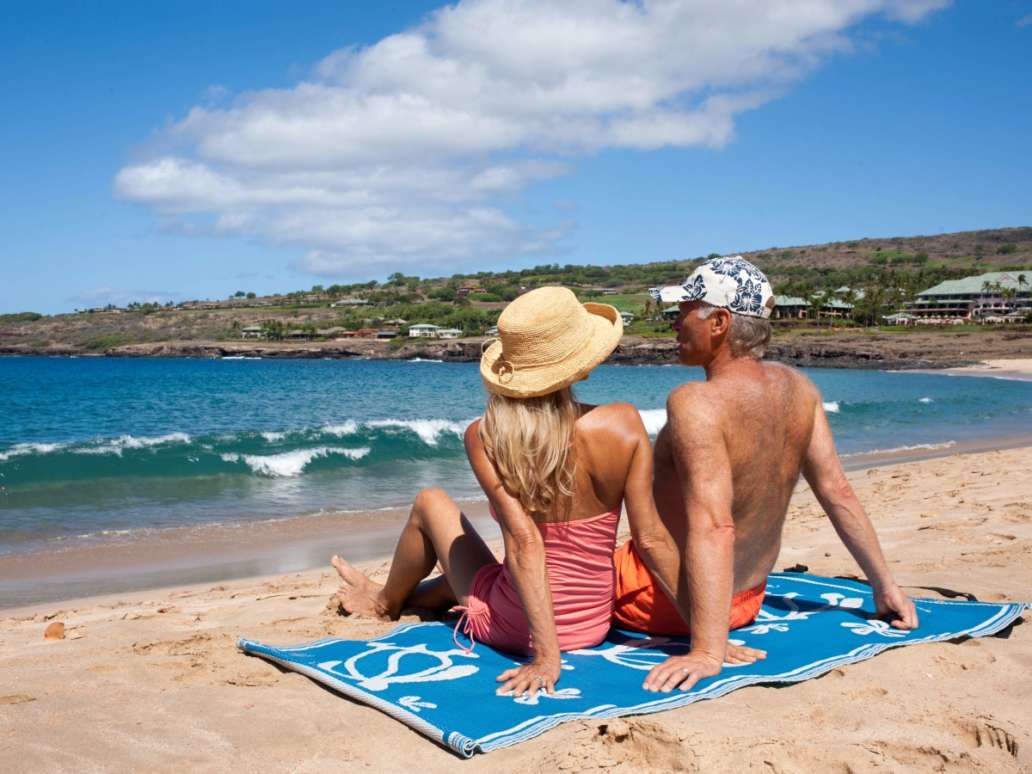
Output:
[4, 435, 1032, 614]
[905, 357, 1032, 381]
[3, 329, 1032, 369]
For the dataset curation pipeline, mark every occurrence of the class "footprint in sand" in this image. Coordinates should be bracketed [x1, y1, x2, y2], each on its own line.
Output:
[0, 694, 36, 705]
[541, 719, 697, 772]
[958, 718, 1020, 758]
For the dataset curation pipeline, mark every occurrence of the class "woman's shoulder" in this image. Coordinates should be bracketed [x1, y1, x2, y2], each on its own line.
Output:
[577, 402, 647, 438]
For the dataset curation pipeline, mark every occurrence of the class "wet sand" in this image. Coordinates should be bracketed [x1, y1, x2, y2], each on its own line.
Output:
[1, 446, 1030, 772]
[0, 501, 496, 610]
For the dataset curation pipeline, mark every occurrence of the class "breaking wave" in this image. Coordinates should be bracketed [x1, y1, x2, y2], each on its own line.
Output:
[0, 419, 473, 485]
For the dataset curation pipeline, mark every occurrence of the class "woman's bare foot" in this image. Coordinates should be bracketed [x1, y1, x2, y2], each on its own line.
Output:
[331, 555, 392, 619]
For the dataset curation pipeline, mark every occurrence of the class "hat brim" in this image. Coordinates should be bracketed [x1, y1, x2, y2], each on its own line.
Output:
[480, 302, 623, 398]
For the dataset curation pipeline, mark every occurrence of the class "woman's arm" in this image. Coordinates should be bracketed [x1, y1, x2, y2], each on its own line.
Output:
[464, 422, 561, 697]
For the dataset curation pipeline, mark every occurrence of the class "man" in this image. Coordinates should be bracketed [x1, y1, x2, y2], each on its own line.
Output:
[614, 256, 918, 693]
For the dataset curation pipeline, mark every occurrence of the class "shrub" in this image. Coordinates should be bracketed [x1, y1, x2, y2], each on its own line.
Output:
[0, 312, 43, 324]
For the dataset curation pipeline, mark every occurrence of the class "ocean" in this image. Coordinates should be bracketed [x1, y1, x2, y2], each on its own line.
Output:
[2, 356, 1031, 558]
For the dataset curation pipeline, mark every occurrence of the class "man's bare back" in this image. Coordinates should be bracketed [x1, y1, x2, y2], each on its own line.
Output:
[653, 360, 818, 592]
[630, 257, 916, 693]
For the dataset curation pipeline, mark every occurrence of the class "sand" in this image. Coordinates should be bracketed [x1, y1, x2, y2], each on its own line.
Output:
[931, 358, 1032, 382]
[2, 447, 1030, 772]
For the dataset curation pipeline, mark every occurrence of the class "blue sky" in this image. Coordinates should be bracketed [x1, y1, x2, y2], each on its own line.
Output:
[2, 0, 1030, 314]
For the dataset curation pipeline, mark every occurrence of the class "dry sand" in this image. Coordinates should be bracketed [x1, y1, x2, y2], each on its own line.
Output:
[933, 358, 1032, 381]
[2, 447, 1030, 773]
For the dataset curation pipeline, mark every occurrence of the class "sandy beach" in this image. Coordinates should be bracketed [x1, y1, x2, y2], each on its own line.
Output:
[932, 358, 1032, 382]
[0, 446, 1028, 772]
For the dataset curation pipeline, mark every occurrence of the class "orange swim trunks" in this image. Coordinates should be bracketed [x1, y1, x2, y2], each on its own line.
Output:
[612, 539, 766, 635]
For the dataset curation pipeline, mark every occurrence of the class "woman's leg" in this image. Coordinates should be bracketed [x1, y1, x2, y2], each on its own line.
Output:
[332, 487, 497, 619]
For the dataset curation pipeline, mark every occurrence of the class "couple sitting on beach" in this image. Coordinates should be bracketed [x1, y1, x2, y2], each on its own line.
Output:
[331, 256, 918, 698]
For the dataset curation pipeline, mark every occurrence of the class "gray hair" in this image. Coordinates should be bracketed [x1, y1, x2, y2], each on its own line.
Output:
[697, 303, 771, 359]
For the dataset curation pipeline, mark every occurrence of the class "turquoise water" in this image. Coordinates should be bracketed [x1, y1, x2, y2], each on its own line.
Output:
[1, 356, 1031, 554]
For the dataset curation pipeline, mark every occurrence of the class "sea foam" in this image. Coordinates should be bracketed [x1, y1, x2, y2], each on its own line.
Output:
[823, 401, 840, 413]
[366, 419, 469, 446]
[222, 447, 370, 477]
[844, 441, 956, 458]
[638, 409, 667, 436]
[73, 432, 192, 457]
[0, 442, 66, 462]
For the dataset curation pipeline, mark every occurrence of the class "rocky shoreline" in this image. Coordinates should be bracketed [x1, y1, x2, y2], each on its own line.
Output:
[4, 329, 1032, 369]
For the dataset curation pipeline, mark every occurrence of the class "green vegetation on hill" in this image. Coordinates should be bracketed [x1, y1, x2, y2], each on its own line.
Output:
[2, 227, 1030, 350]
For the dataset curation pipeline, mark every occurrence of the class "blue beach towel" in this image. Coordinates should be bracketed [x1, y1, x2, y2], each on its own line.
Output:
[239, 573, 1026, 757]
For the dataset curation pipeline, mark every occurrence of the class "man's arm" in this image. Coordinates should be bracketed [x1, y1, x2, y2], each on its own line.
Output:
[620, 409, 688, 620]
[801, 400, 918, 629]
[644, 386, 737, 692]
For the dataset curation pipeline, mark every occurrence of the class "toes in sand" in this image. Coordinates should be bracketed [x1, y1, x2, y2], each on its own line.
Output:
[331, 555, 390, 619]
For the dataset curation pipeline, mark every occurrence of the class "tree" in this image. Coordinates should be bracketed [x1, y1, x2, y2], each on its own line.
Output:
[246, 292, 257, 299]
[260, 320, 285, 340]
[852, 285, 886, 327]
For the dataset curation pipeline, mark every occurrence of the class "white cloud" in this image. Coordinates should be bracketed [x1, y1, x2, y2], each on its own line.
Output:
[117, 0, 951, 277]
[1017, 12, 1032, 29]
[68, 288, 183, 308]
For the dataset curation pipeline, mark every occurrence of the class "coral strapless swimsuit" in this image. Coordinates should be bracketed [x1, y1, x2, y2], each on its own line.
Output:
[455, 507, 620, 656]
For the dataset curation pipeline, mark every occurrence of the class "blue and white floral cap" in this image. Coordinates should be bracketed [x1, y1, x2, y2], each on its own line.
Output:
[649, 256, 775, 319]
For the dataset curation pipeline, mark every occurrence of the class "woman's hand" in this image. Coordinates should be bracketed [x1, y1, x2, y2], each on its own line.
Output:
[496, 657, 561, 699]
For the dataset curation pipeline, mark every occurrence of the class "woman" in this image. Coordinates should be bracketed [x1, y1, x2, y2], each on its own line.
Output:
[331, 286, 687, 698]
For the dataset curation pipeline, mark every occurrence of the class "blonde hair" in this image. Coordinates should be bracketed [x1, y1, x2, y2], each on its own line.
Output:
[479, 387, 578, 520]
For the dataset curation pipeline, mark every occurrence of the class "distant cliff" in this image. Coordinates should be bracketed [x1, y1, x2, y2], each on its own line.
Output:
[5, 330, 1030, 369]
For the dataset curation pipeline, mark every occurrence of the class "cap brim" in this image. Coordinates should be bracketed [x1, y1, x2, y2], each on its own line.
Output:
[480, 303, 623, 398]
[657, 285, 688, 303]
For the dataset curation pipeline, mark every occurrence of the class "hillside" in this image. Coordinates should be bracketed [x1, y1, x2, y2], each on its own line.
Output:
[1, 226, 1030, 358]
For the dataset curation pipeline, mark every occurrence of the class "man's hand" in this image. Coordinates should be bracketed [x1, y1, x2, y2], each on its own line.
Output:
[496, 657, 561, 699]
[725, 641, 766, 665]
[875, 583, 918, 629]
[643, 651, 722, 692]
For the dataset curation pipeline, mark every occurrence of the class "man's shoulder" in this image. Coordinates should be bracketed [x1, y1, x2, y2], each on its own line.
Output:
[667, 381, 724, 426]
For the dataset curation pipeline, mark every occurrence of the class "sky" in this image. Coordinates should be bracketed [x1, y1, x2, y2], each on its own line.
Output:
[2, 0, 1031, 314]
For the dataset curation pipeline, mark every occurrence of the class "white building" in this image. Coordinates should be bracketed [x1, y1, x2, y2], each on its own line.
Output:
[437, 328, 464, 339]
[408, 324, 442, 338]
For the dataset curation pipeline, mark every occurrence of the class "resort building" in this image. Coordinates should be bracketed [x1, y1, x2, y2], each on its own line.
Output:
[620, 311, 635, 324]
[773, 296, 809, 320]
[330, 298, 370, 307]
[376, 329, 399, 339]
[882, 312, 917, 326]
[408, 323, 442, 338]
[240, 325, 264, 339]
[437, 328, 464, 339]
[906, 271, 1031, 322]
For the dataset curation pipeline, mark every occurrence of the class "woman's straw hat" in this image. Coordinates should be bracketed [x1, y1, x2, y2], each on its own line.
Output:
[480, 287, 623, 398]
